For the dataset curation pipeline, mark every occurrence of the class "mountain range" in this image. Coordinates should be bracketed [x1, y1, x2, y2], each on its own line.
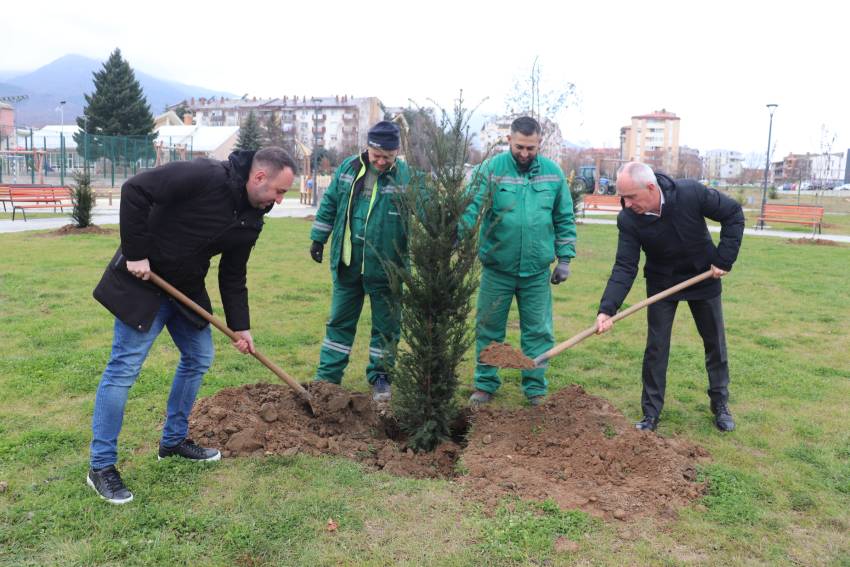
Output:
[0, 54, 234, 128]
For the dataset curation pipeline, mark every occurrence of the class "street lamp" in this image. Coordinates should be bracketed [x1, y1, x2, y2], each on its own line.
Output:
[55, 100, 67, 182]
[758, 103, 778, 230]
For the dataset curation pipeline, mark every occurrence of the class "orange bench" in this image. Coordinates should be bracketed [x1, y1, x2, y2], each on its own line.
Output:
[7, 187, 73, 221]
[757, 203, 824, 234]
[581, 194, 622, 216]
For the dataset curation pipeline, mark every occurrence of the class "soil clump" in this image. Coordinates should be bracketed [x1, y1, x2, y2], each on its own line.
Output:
[479, 342, 535, 369]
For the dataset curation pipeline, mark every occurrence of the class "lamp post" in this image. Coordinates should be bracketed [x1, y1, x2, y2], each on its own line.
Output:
[758, 103, 778, 230]
[56, 100, 66, 184]
[311, 97, 322, 207]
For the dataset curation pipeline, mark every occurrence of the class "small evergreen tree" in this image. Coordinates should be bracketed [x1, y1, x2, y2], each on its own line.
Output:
[386, 93, 486, 452]
[74, 48, 156, 161]
[236, 111, 263, 151]
[70, 171, 94, 228]
[262, 113, 285, 148]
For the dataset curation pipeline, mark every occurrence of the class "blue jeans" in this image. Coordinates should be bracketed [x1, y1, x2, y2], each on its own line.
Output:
[90, 298, 214, 469]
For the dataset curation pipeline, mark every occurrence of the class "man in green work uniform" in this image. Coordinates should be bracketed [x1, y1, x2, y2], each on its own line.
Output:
[309, 121, 410, 401]
[461, 116, 576, 406]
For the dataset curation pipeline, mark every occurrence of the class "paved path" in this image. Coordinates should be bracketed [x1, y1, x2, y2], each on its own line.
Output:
[2, 200, 849, 244]
[0, 198, 317, 234]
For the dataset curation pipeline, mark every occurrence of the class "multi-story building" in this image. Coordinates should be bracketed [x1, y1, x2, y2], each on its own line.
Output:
[478, 117, 512, 155]
[678, 146, 703, 179]
[704, 149, 744, 182]
[0, 102, 15, 143]
[478, 115, 563, 161]
[174, 95, 383, 153]
[619, 109, 680, 173]
[771, 152, 847, 188]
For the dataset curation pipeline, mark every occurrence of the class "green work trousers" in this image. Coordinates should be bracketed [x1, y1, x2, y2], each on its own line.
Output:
[315, 263, 399, 385]
[474, 267, 554, 397]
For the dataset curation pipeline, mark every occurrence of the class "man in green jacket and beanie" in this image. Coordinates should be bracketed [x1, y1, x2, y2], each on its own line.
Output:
[462, 116, 576, 406]
[309, 121, 410, 401]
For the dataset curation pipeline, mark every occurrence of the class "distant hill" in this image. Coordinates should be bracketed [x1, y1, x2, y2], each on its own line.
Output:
[0, 54, 234, 127]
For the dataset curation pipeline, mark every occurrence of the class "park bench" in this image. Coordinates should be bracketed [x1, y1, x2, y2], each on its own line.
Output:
[6, 186, 73, 221]
[581, 194, 622, 217]
[0, 184, 62, 212]
[756, 203, 824, 234]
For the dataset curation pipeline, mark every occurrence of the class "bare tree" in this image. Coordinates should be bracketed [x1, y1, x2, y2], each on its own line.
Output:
[504, 57, 577, 160]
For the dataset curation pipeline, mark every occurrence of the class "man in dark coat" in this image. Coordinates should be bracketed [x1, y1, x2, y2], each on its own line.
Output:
[596, 162, 744, 433]
[87, 147, 295, 504]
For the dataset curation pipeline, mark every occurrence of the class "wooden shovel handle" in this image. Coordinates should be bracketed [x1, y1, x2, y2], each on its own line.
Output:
[148, 271, 310, 401]
[534, 269, 715, 365]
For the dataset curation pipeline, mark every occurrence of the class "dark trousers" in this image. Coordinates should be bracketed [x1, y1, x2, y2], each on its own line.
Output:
[641, 294, 730, 418]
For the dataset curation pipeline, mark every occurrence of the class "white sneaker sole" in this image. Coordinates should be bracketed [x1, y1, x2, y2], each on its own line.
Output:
[157, 450, 221, 462]
[86, 475, 133, 505]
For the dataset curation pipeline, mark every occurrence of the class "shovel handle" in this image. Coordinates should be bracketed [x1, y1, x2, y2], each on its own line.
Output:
[533, 269, 715, 366]
[148, 272, 310, 401]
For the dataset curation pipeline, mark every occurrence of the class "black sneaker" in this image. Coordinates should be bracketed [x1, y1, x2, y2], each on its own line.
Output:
[710, 400, 736, 432]
[371, 375, 391, 402]
[528, 395, 546, 407]
[158, 438, 221, 462]
[87, 465, 133, 505]
[635, 415, 659, 431]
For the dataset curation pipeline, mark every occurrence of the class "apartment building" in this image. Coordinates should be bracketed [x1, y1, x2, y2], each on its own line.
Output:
[620, 109, 680, 173]
[175, 95, 383, 153]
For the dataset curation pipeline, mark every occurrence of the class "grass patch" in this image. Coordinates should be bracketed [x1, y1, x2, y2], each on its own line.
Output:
[481, 498, 596, 562]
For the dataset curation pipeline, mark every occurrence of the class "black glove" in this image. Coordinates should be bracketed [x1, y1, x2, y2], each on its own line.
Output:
[310, 241, 324, 263]
[550, 260, 571, 285]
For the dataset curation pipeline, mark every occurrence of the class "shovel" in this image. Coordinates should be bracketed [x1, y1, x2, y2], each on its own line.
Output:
[480, 269, 715, 369]
[148, 271, 315, 411]
[533, 269, 715, 367]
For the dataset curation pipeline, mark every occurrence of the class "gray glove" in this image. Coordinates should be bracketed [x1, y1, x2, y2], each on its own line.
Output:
[550, 260, 571, 284]
[310, 241, 324, 263]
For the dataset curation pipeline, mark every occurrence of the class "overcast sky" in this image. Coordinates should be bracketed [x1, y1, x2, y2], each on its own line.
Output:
[3, 0, 846, 158]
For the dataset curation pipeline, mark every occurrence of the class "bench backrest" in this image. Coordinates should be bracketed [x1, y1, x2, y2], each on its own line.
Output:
[8, 187, 73, 203]
[583, 194, 622, 210]
[762, 203, 824, 220]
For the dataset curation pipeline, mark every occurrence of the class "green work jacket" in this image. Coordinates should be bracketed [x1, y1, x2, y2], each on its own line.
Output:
[310, 151, 410, 289]
[461, 151, 576, 276]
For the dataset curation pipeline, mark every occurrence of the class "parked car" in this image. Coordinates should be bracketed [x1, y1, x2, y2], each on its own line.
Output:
[834, 183, 850, 191]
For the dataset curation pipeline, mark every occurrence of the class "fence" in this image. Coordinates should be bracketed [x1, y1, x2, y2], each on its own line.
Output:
[0, 130, 196, 187]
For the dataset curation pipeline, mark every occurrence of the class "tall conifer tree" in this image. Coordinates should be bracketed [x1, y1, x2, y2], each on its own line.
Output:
[74, 48, 155, 161]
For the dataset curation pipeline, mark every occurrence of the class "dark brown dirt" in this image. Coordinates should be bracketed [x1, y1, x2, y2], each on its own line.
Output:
[786, 237, 844, 247]
[190, 381, 461, 478]
[460, 385, 709, 521]
[189, 382, 709, 522]
[39, 224, 115, 236]
[479, 342, 536, 369]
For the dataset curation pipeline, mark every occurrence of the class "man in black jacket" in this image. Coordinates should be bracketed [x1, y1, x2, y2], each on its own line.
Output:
[87, 147, 295, 504]
[596, 162, 744, 433]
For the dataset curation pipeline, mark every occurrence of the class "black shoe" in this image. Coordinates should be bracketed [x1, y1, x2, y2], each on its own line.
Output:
[158, 438, 221, 462]
[87, 465, 133, 504]
[371, 374, 391, 402]
[710, 400, 736, 432]
[635, 416, 659, 431]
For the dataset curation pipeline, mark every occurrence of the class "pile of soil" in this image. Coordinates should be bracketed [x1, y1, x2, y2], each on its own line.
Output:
[189, 382, 709, 521]
[461, 385, 709, 521]
[190, 381, 460, 478]
[41, 224, 115, 236]
[479, 342, 535, 369]
[787, 237, 842, 247]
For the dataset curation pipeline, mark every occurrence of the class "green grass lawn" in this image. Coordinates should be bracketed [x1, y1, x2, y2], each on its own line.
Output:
[1, 220, 849, 566]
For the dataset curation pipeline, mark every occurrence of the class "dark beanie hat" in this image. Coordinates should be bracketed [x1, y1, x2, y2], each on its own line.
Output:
[367, 121, 400, 151]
